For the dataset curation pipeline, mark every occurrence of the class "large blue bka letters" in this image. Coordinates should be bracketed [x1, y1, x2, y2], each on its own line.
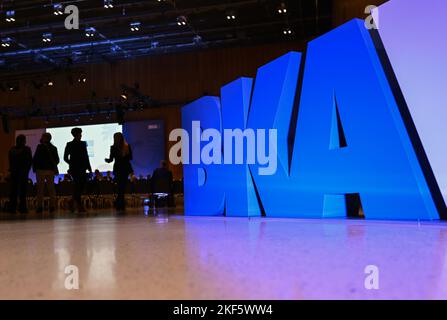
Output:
[181, 1, 446, 220]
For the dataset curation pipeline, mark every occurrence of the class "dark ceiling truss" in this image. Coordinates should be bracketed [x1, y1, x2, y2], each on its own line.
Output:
[0, 0, 332, 74]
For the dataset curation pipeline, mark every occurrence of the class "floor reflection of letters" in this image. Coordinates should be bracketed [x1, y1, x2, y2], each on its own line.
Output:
[184, 217, 447, 299]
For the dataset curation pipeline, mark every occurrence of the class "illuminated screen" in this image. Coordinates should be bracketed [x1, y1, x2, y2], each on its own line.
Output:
[47, 123, 122, 174]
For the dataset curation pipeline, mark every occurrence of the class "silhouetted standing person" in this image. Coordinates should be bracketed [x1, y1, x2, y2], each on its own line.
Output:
[33, 132, 60, 213]
[64, 128, 92, 213]
[8, 135, 32, 214]
[105, 132, 133, 212]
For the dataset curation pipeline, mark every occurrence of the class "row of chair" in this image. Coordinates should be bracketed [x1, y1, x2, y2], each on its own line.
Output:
[0, 179, 184, 212]
[0, 179, 183, 196]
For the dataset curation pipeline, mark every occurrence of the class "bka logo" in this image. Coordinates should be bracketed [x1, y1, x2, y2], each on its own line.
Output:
[178, 0, 447, 221]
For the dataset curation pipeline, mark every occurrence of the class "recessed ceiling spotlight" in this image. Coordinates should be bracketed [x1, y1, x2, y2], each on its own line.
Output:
[1, 38, 12, 48]
[104, 0, 114, 9]
[283, 28, 293, 35]
[177, 15, 187, 26]
[226, 12, 236, 20]
[85, 27, 96, 37]
[278, 3, 288, 14]
[6, 10, 15, 22]
[7, 83, 19, 91]
[130, 22, 141, 32]
[42, 33, 53, 42]
[53, 4, 63, 15]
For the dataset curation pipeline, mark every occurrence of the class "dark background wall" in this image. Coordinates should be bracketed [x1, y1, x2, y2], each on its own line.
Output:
[0, 41, 303, 178]
[0, 0, 387, 178]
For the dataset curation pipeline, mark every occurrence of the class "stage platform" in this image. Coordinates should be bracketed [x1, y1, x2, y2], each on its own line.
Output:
[0, 209, 446, 299]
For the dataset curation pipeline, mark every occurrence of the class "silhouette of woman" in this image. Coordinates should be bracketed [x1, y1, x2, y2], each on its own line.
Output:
[105, 132, 133, 211]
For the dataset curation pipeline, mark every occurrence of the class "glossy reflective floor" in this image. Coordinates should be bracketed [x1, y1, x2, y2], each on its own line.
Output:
[1, 209, 447, 300]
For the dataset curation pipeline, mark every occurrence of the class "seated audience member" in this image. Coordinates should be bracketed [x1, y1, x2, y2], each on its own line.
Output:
[130, 174, 137, 194]
[33, 132, 60, 213]
[105, 171, 113, 182]
[138, 174, 145, 181]
[152, 161, 173, 186]
[151, 160, 174, 207]
[91, 169, 103, 196]
[8, 135, 33, 214]
[93, 169, 103, 182]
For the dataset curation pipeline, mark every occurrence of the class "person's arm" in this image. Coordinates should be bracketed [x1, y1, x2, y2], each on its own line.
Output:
[128, 146, 134, 175]
[63, 143, 70, 165]
[32, 150, 36, 173]
[32, 145, 40, 172]
[84, 142, 92, 173]
[128, 145, 133, 161]
[168, 171, 174, 191]
[8, 149, 13, 173]
[150, 169, 157, 189]
[53, 146, 60, 165]
[26, 147, 33, 172]
[105, 146, 114, 163]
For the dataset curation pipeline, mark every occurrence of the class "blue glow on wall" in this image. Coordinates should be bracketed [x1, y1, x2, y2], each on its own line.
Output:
[123, 120, 165, 178]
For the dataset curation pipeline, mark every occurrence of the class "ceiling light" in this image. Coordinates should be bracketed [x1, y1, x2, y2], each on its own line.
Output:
[278, 3, 288, 14]
[53, 4, 63, 15]
[177, 16, 187, 26]
[85, 27, 96, 37]
[283, 28, 293, 35]
[226, 12, 236, 20]
[1, 38, 12, 48]
[6, 10, 15, 22]
[7, 83, 19, 92]
[104, 0, 114, 8]
[42, 33, 53, 43]
[130, 22, 141, 32]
